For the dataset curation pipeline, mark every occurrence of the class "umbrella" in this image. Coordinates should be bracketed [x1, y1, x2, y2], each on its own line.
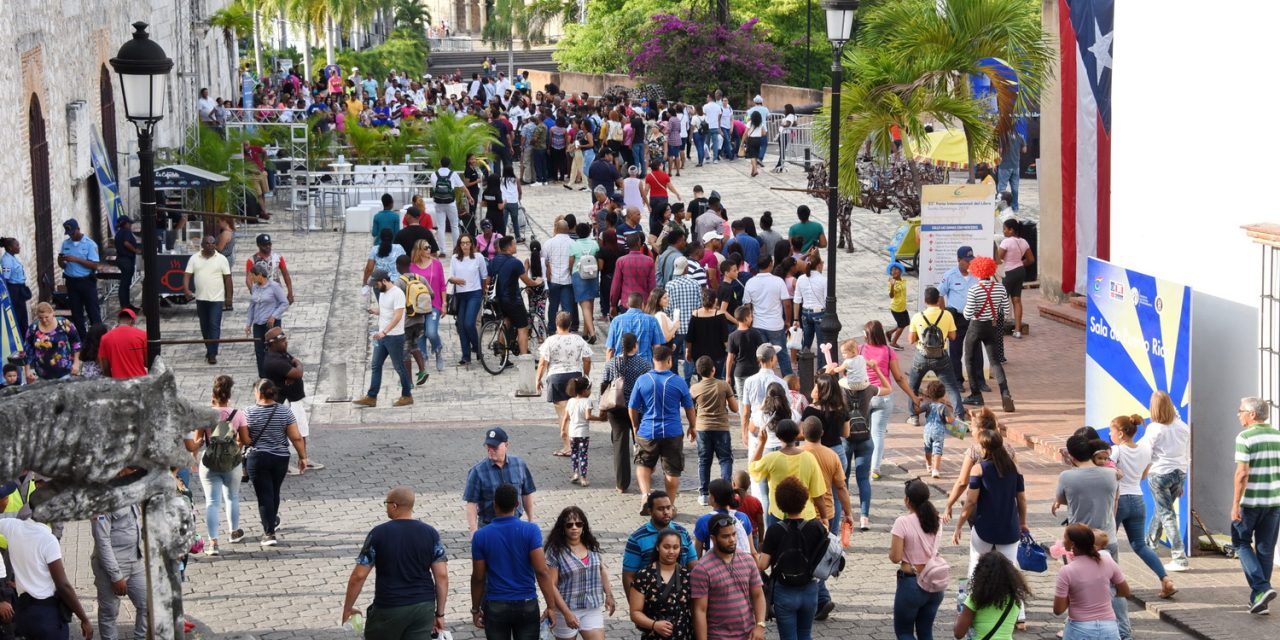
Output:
[0, 285, 24, 363]
[912, 129, 996, 169]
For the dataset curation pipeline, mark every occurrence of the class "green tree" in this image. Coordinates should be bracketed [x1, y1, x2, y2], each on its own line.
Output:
[210, 5, 253, 89]
[554, 0, 677, 73]
[420, 114, 498, 170]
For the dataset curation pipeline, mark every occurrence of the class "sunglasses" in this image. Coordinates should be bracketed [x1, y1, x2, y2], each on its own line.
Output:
[565, 521, 584, 529]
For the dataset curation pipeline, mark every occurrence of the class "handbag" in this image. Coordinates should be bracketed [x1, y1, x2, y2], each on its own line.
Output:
[598, 357, 628, 412]
[1017, 532, 1048, 573]
[445, 284, 459, 316]
[786, 326, 803, 351]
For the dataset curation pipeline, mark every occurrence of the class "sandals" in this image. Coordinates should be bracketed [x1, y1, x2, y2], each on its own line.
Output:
[1160, 578, 1178, 599]
[552, 450, 571, 457]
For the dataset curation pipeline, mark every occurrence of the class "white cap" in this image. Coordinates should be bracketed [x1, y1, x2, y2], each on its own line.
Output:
[701, 230, 724, 244]
[753, 95, 764, 104]
[674, 256, 689, 275]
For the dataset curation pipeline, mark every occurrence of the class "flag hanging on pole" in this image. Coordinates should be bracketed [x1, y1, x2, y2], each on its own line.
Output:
[0, 284, 24, 364]
[1059, 0, 1113, 294]
[89, 124, 125, 234]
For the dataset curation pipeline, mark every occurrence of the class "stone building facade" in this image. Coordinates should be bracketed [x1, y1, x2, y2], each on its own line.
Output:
[0, 0, 236, 305]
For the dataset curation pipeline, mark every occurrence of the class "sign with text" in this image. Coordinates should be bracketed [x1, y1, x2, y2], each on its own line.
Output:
[917, 183, 996, 310]
[1086, 257, 1193, 556]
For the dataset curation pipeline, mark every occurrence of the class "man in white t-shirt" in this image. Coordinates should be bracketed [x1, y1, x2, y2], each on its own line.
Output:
[702, 94, 723, 164]
[718, 95, 735, 160]
[183, 236, 233, 365]
[430, 156, 472, 254]
[742, 254, 793, 376]
[197, 88, 216, 124]
[0, 484, 93, 640]
[353, 269, 414, 407]
[543, 220, 578, 332]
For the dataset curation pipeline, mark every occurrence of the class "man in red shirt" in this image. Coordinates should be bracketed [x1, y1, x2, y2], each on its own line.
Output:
[98, 308, 148, 379]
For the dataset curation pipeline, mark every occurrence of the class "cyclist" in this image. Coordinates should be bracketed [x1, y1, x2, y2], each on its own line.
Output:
[490, 235, 544, 356]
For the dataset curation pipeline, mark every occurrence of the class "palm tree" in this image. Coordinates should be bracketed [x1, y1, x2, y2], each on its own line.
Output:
[421, 115, 498, 170]
[856, 0, 1055, 178]
[210, 5, 253, 90]
[484, 0, 579, 74]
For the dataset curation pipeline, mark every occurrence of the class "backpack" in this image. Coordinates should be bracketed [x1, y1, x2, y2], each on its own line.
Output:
[771, 520, 820, 587]
[431, 170, 455, 203]
[400, 273, 433, 316]
[913, 525, 951, 593]
[811, 529, 846, 581]
[920, 311, 948, 358]
[699, 119, 710, 136]
[577, 251, 598, 279]
[201, 410, 244, 472]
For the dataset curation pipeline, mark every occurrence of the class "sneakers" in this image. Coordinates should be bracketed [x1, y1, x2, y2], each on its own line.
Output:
[698, 495, 709, 507]
[287, 464, 301, 476]
[1012, 330, 1023, 339]
[229, 529, 245, 543]
[1164, 561, 1189, 573]
[307, 459, 325, 470]
[963, 395, 985, 406]
[1001, 393, 1016, 413]
[205, 542, 220, 556]
[859, 516, 870, 532]
[1250, 589, 1276, 614]
[260, 534, 278, 547]
[930, 469, 941, 479]
[352, 396, 377, 408]
[814, 601, 836, 621]
[906, 415, 919, 426]
[416, 370, 430, 386]
[394, 396, 414, 407]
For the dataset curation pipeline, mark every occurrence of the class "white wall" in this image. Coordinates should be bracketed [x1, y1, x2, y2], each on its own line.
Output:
[1111, 2, 1279, 530]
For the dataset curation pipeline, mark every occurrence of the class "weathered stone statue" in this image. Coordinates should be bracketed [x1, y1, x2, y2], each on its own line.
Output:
[0, 363, 215, 640]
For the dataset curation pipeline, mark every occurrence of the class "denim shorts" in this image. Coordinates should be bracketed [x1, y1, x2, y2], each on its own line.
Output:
[572, 272, 600, 302]
[922, 425, 946, 455]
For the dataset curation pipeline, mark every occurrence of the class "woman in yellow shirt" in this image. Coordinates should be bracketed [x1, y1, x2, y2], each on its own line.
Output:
[887, 262, 910, 350]
[748, 418, 827, 528]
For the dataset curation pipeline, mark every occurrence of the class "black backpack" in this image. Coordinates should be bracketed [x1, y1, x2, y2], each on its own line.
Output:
[431, 171, 455, 203]
[920, 311, 948, 358]
[771, 520, 819, 587]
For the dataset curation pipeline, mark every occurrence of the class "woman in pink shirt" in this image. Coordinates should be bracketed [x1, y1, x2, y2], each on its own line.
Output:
[409, 240, 447, 371]
[890, 479, 945, 639]
[860, 320, 920, 480]
[1054, 524, 1130, 639]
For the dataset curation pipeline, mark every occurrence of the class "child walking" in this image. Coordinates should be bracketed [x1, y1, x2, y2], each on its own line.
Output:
[562, 376, 603, 486]
[887, 262, 909, 350]
[920, 380, 956, 478]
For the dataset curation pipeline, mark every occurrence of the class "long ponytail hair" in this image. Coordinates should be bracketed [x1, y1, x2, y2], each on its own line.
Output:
[905, 479, 940, 534]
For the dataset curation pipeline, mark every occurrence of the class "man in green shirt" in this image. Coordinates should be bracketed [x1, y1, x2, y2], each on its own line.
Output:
[371, 193, 401, 243]
[787, 205, 826, 253]
[1232, 396, 1280, 614]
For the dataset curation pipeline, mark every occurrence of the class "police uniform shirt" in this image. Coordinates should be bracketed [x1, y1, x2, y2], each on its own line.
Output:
[90, 506, 142, 581]
[60, 236, 100, 278]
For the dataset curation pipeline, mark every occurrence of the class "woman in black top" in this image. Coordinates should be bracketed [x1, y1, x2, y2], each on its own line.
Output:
[685, 289, 728, 379]
[461, 153, 487, 237]
[481, 173, 505, 234]
[628, 528, 693, 640]
[600, 333, 653, 493]
[597, 229, 624, 318]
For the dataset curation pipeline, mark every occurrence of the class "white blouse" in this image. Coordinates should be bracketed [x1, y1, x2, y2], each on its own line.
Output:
[449, 255, 488, 293]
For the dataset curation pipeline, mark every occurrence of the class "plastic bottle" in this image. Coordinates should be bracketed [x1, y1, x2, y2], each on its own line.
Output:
[539, 617, 554, 640]
[343, 613, 365, 634]
[955, 577, 968, 614]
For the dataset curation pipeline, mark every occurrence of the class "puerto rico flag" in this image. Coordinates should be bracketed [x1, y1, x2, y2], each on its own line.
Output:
[1060, 0, 1112, 294]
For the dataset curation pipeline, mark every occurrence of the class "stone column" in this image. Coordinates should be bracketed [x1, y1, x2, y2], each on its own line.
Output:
[455, 0, 468, 33]
[469, 0, 482, 35]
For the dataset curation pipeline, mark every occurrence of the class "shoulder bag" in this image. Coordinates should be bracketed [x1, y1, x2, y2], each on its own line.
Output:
[445, 283, 459, 316]
[979, 599, 1017, 640]
[914, 525, 951, 593]
[598, 357, 628, 412]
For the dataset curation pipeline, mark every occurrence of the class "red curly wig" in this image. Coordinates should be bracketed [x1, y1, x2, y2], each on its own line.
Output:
[969, 256, 997, 279]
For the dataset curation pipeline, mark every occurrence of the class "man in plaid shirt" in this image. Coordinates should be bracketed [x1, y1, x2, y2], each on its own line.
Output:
[665, 256, 702, 383]
[609, 233, 656, 314]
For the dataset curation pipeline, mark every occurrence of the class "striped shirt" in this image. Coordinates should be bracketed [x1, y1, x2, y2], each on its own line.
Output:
[622, 521, 697, 573]
[963, 278, 1013, 322]
[547, 546, 605, 610]
[1235, 423, 1280, 507]
[244, 403, 297, 457]
[689, 552, 762, 640]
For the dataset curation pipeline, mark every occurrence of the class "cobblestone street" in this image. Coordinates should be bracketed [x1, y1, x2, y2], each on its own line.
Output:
[54, 160, 1194, 639]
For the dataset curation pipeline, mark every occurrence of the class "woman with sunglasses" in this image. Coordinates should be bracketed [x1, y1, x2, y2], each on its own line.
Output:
[544, 507, 616, 640]
[628, 528, 693, 640]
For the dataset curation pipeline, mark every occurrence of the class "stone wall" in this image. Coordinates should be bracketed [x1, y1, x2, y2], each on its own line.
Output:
[524, 70, 825, 112]
[0, 1, 237, 303]
[1036, 0, 1066, 303]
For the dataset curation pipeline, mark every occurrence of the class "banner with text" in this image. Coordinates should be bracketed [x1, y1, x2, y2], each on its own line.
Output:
[918, 183, 996, 310]
[1086, 257, 1192, 556]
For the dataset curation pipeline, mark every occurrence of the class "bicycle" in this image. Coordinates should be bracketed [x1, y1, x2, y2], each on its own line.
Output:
[478, 283, 548, 375]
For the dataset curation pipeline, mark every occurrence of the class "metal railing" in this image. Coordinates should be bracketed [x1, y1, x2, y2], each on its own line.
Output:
[428, 37, 476, 52]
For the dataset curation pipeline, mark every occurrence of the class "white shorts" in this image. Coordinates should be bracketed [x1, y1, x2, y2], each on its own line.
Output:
[285, 398, 310, 438]
[553, 607, 603, 637]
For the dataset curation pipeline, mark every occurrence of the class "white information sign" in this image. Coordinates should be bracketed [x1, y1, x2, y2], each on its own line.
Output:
[917, 183, 996, 311]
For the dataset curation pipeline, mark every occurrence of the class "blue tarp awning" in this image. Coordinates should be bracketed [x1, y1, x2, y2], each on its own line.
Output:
[129, 164, 229, 190]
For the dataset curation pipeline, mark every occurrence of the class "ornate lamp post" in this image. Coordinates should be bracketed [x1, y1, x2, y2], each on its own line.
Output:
[819, 0, 857, 352]
[111, 22, 173, 368]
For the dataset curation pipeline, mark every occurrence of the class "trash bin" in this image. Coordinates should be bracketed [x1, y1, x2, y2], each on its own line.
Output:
[1020, 220, 1038, 282]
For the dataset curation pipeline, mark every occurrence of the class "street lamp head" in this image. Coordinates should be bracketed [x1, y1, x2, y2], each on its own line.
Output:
[109, 22, 173, 127]
[824, 0, 859, 46]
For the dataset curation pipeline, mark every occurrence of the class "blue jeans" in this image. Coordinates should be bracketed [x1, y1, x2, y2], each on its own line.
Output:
[869, 394, 893, 475]
[482, 598, 541, 640]
[1104, 542, 1131, 639]
[907, 355, 966, 419]
[1116, 494, 1166, 579]
[847, 436, 874, 517]
[532, 149, 548, 182]
[456, 290, 482, 361]
[671, 334, 694, 383]
[800, 309, 824, 365]
[1062, 620, 1120, 640]
[708, 129, 723, 162]
[773, 581, 819, 640]
[1146, 469, 1187, 563]
[199, 465, 241, 541]
[503, 203, 522, 240]
[759, 328, 794, 375]
[996, 165, 1020, 211]
[547, 282, 578, 331]
[420, 308, 444, 355]
[756, 137, 769, 162]
[369, 333, 412, 397]
[894, 572, 944, 640]
[581, 149, 595, 182]
[195, 300, 224, 357]
[697, 431, 733, 497]
[632, 143, 646, 175]
[693, 131, 706, 164]
[828, 441, 847, 526]
[721, 127, 734, 159]
[1232, 506, 1280, 602]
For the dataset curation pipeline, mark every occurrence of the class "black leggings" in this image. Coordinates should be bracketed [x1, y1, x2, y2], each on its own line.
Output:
[247, 450, 290, 535]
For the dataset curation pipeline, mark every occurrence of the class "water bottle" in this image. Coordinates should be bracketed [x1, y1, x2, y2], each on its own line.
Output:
[342, 613, 365, 634]
[955, 577, 968, 614]
[539, 618, 554, 640]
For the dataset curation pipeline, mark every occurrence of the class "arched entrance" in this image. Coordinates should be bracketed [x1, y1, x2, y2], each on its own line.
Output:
[28, 95, 54, 303]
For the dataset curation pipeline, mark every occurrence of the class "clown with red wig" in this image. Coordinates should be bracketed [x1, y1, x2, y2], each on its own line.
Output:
[961, 256, 1016, 412]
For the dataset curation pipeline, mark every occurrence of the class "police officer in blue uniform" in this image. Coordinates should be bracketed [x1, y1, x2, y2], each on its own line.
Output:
[57, 219, 102, 339]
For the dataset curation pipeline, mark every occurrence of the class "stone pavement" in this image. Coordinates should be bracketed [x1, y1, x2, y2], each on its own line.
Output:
[49, 157, 1205, 639]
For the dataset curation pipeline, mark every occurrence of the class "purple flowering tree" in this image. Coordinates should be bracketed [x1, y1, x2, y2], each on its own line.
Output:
[629, 12, 784, 104]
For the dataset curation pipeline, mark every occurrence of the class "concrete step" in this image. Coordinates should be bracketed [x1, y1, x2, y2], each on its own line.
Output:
[1038, 296, 1087, 330]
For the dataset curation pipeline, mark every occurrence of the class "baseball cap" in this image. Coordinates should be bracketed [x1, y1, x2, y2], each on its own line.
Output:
[957, 246, 975, 261]
[609, 193, 624, 204]
[484, 427, 509, 447]
[753, 95, 764, 104]
[117, 308, 137, 320]
[701, 230, 724, 244]
[256, 233, 273, 245]
[367, 268, 391, 286]
[0, 481, 16, 497]
[674, 256, 689, 275]
[117, 215, 132, 225]
[756, 343, 777, 361]
[62, 219, 80, 234]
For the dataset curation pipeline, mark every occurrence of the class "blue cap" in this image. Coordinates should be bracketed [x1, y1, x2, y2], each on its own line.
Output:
[0, 481, 17, 496]
[483, 427, 509, 447]
[957, 246, 975, 260]
[62, 219, 80, 234]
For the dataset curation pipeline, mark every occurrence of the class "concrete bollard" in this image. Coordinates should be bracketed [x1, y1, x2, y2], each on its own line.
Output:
[326, 361, 351, 402]
[514, 354, 539, 397]
[797, 349, 816, 397]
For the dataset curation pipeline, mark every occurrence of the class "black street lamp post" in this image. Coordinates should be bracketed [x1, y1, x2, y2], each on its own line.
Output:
[819, 0, 857, 353]
[111, 22, 173, 368]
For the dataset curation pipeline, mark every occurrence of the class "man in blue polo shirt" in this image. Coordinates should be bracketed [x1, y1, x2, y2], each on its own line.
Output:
[371, 193, 401, 243]
[629, 345, 696, 513]
[58, 219, 102, 339]
[464, 428, 537, 535]
[606, 292, 664, 360]
[620, 490, 698, 593]
[470, 484, 577, 640]
[937, 245, 978, 388]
